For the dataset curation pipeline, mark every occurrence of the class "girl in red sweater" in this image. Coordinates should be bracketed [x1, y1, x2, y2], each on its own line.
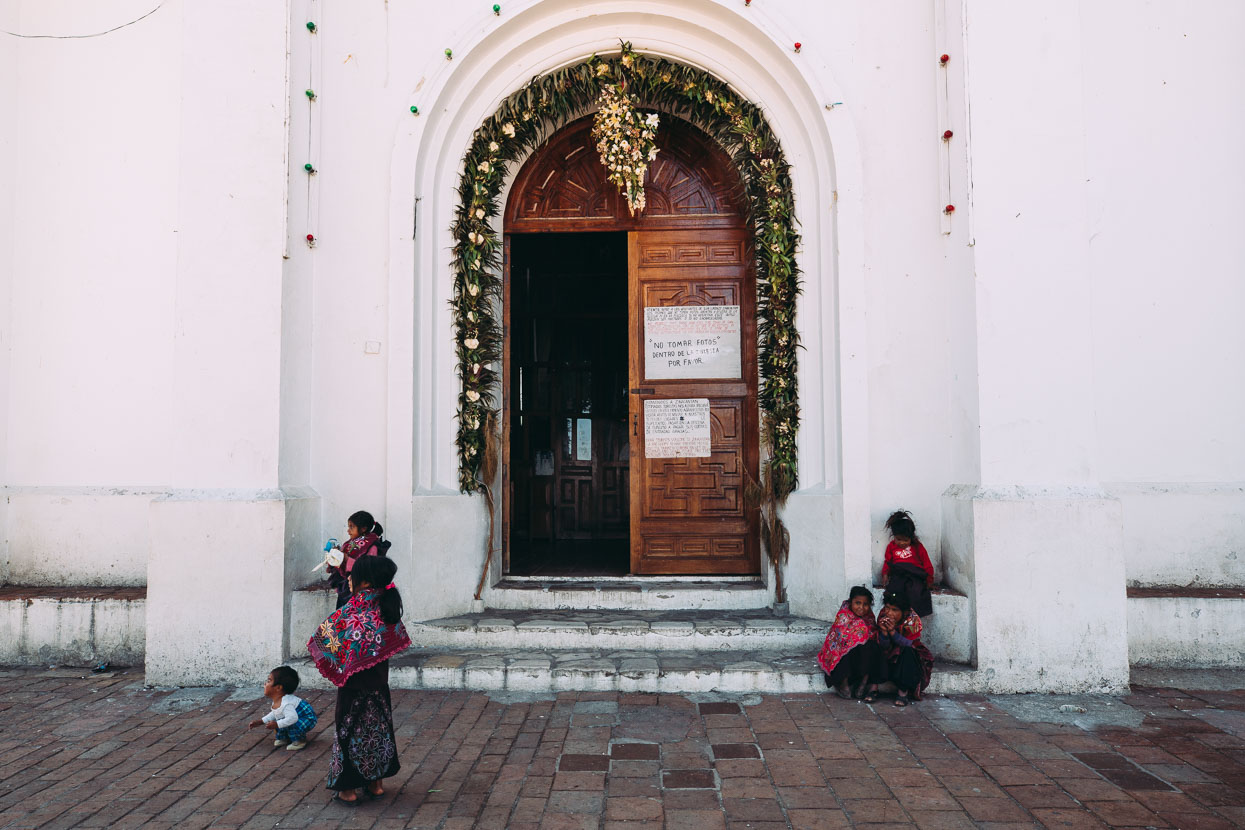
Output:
[881, 510, 934, 616]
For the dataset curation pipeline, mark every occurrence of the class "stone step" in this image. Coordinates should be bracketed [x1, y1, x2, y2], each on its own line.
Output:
[412, 608, 829, 652]
[482, 578, 771, 612]
[293, 648, 980, 695]
[0, 586, 146, 667]
[1126, 586, 1245, 668]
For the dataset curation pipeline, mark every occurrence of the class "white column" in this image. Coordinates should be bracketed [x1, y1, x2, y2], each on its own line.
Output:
[941, 1, 1127, 692]
[146, 0, 295, 685]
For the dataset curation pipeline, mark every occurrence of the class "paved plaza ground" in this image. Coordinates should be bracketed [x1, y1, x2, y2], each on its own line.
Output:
[0, 667, 1243, 829]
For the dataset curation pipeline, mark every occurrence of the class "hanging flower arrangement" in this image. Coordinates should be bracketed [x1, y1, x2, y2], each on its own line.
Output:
[451, 43, 803, 521]
[591, 81, 660, 215]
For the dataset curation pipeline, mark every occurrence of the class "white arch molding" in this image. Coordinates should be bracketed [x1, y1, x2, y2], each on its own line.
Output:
[385, 0, 870, 617]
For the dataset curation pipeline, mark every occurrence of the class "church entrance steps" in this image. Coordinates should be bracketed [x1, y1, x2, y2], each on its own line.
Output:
[412, 608, 828, 652]
[483, 577, 770, 611]
[292, 648, 979, 695]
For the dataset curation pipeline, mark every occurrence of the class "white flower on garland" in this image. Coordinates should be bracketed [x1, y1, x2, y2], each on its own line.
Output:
[591, 83, 659, 216]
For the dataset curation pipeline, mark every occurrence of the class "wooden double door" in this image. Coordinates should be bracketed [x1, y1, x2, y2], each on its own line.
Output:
[506, 228, 759, 575]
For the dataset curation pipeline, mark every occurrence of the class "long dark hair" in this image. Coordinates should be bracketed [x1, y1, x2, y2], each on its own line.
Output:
[884, 509, 918, 544]
[349, 510, 391, 555]
[349, 510, 383, 537]
[848, 585, 874, 606]
[351, 555, 403, 624]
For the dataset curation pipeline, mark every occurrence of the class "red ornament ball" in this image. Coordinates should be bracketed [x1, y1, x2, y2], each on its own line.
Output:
[943, 204, 955, 214]
[939, 54, 950, 64]
[306, 233, 316, 242]
[943, 129, 954, 140]
[794, 42, 802, 52]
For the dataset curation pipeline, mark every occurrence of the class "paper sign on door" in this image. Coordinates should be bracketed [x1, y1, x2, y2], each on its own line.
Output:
[644, 305, 741, 380]
[644, 398, 711, 458]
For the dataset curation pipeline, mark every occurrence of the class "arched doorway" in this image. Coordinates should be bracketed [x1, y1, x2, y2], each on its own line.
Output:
[503, 116, 759, 576]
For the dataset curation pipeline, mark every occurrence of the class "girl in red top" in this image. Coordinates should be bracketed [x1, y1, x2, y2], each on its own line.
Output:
[881, 510, 934, 617]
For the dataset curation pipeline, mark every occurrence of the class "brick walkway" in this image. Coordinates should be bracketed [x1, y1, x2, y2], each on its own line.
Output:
[0, 668, 1242, 829]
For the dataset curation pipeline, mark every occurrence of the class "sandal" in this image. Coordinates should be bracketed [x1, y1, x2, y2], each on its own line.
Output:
[862, 692, 877, 704]
[331, 793, 360, 807]
[363, 785, 385, 800]
[834, 680, 852, 700]
[893, 697, 908, 707]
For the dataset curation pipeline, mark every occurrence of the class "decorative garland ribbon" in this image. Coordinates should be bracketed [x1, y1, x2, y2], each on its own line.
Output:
[451, 44, 802, 593]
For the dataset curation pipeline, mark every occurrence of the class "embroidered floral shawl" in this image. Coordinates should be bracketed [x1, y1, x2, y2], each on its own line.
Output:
[308, 589, 411, 687]
[816, 601, 877, 675]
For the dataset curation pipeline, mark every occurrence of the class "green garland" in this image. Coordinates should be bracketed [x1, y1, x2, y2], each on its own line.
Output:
[452, 44, 801, 503]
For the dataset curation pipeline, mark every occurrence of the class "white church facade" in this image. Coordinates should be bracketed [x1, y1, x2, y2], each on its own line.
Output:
[1, 0, 1242, 692]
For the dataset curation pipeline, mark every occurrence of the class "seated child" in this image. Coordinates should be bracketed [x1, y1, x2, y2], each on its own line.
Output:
[867, 591, 935, 706]
[817, 586, 880, 699]
[248, 665, 318, 750]
[882, 510, 935, 617]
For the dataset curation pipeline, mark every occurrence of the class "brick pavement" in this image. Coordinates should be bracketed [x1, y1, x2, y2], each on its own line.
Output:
[0, 667, 1242, 829]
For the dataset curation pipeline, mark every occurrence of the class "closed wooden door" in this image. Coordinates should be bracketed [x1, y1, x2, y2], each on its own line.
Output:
[628, 229, 760, 574]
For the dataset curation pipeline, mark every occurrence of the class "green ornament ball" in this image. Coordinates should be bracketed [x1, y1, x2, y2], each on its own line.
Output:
[410, 105, 420, 115]
[493, 3, 501, 13]
[445, 48, 453, 59]
[305, 89, 316, 99]
[304, 163, 314, 172]
[305, 21, 316, 32]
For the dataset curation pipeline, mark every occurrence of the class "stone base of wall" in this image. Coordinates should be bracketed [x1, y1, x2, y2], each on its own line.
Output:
[0, 586, 146, 667]
[1126, 587, 1245, 668]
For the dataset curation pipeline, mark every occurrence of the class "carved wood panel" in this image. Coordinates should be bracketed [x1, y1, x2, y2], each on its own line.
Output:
[628, 229, 760, 575]
[507, 117, 746, 232]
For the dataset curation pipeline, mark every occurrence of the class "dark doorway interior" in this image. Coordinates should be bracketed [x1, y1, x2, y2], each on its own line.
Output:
[508, 232, 629, 576]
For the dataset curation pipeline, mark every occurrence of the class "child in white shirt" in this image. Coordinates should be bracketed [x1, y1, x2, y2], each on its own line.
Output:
[248, 665, 318, 751]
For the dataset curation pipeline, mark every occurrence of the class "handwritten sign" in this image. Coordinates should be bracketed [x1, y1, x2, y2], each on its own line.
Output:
[644, 398, 711, 458]
[644, 305, 741, 379]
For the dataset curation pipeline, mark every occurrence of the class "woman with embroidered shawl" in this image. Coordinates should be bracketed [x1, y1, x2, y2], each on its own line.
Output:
[817, 586, 880, 699]
[308, 554, 411, 805]
[871, 590, 934, 706]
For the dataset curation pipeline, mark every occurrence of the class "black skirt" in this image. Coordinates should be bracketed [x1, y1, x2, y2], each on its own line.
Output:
[327, 661, 400, 791]
[885, 562, 934, 617]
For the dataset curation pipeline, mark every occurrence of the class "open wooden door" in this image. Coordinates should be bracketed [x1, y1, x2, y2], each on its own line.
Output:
[628, 229, 760, 575]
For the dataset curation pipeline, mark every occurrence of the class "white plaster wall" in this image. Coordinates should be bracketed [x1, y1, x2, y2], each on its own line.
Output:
[1110, 484, 1245, 587]
[1083, 2, 1245, 487]
[0, 4, 14, 587]
[1128, 597, 1245, 668]
[4, 490, 154, 586]
[960, 0, 1098, 487]
[7, 0, 181, 489]
[853, 2, 963, 583]
[1081, 4, 1245, 587]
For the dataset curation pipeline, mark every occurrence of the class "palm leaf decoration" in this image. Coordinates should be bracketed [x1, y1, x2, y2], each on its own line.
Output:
[452, 42, 802, 532]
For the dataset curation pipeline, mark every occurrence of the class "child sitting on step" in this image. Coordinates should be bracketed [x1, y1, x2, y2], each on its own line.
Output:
[881, 510, 935, 617]
[248, 665, 318, 750]
[817, 586, 880, 699]
[865, 591, 934, 706]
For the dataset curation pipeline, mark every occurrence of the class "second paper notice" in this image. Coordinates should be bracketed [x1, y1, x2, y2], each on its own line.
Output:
[644, 398, 711, 458]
